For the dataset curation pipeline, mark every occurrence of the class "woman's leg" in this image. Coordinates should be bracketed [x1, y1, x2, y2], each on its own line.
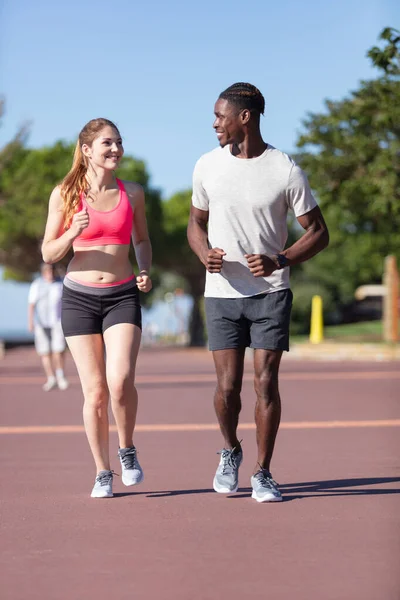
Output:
[65, 334, 110, 473]
[103, 323, 141, 449]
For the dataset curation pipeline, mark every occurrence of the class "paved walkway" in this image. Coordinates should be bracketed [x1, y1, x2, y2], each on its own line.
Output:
[1, 347, 399, 599]
[289, 341, 400, 361]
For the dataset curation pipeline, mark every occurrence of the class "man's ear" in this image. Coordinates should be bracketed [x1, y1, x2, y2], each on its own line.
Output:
[240, 109, 251, 125]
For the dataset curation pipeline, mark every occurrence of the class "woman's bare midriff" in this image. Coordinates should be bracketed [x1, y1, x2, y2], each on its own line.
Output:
[67, 245, 134, 284]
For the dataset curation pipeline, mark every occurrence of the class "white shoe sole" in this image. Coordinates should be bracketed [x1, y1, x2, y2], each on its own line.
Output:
[251, 491, 282, 503]
[213, 477, 238, 494]
[91, 490, 113, 498]
[122, 472, 144, 487]
[43, 383, 57, 392]
[57, 382, 69, 390]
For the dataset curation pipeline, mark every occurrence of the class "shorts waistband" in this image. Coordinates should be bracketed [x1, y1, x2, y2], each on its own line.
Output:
[63, 276, 138, 296]
[66, 274, 136, 288]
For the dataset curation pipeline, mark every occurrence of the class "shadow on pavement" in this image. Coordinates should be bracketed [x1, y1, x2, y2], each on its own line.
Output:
[229, 477, 400, 501]
[112, 477, 400, 500]
[146, 488, 215, 498]
[112, 488, 216, 499]
[113, 491, 142, 498]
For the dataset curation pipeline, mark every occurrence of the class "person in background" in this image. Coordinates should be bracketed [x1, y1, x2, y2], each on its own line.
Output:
[28, 263, 69, 391]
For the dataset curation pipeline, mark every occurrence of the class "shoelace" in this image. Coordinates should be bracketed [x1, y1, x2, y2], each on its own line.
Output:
[96, 470, 118, 487]
[218, 448, 241, 475]
[119, 447, 139, 470]
[254, 468, 279, 489]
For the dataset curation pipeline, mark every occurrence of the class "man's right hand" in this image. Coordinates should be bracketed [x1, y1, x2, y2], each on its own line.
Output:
[204, 248, 225, 273]
[69, 208, 89, 238]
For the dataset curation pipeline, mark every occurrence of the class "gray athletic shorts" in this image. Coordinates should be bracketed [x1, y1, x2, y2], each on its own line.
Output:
[34, 322, 66, 355]
[205, 289, 293, 352]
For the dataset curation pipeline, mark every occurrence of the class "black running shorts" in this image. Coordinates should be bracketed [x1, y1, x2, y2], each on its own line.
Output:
[61, 278, 142, 337]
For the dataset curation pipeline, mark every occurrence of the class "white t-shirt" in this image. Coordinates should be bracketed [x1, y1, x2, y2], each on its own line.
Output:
[192, 144, 318, 298]
[28, 278, 63, 328]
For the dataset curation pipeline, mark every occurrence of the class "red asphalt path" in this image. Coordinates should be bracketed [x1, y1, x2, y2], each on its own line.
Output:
[0, 346, 399, 599]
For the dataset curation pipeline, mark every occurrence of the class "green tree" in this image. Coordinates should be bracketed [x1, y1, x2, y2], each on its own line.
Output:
[160, 190, 206, 346]
[0, 99, 33, 278]
[293, 27, 400, 317]
[0, 142, 74, 276]
[0, 99, 30, 176]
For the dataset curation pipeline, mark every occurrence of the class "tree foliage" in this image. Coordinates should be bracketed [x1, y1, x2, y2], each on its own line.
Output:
[293, 27, 400, 316]
[160, 190, 206, 345]
[367, 27, 400, 76]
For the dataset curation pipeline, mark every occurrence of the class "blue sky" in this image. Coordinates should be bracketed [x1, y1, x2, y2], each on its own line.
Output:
[1, 0, 398, 199]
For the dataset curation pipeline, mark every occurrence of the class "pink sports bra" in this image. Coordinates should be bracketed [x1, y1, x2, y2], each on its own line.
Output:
[73, 179, 133, 247]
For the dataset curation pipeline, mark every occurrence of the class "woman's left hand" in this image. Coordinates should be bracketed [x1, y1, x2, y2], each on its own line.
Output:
[136, 273, 152, 293]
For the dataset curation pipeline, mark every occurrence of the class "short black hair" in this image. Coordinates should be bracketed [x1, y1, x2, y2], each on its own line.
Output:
[219, 82, 265, 115]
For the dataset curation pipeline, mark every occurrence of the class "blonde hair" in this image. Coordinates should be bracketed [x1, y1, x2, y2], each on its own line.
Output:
[60, 118, 121, 227]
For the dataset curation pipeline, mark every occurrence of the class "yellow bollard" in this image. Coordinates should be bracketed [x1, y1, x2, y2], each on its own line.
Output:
[309, 295, 324, 344]
[383, 255, 399, 343]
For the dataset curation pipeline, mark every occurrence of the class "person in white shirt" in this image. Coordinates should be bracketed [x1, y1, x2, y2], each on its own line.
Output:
[187, 82, 329, 502]
[28, 263, 69, 391]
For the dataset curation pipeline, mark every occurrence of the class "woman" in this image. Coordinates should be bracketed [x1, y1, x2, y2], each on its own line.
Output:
[42, 118, 152, 498]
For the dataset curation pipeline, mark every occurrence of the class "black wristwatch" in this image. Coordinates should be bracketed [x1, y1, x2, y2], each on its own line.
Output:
[273, 253, 289, 269]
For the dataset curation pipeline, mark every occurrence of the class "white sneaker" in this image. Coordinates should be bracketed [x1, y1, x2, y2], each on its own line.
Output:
[118, 446, 144, 486]
[91, 470, 114, 498]
[251, 470, 282, 502]
[213, 447, 243, 493]
[57, 376, 69, 391]
[43, 376, 57, 392]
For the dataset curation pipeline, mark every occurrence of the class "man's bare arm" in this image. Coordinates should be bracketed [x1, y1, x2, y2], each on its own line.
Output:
[245, 206, 329, 277]
[187, 206, 226, 273]
[281, 206, 329, 266]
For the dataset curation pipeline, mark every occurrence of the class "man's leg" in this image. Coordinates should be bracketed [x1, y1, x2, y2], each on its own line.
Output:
[41, 353, 56, 380]
[205, 296, 248, 493]
[212, 347, 246, 450]
[34, 325, 57, 391]
[40, 353, 57, 391]
[52, 351, 65, 373]
[246, 290, 291, 502]
[253, 349, 283, 473]
[211, 348, 246, 493]
[51, 323, 69, 389]
[53, 352, 69, 390]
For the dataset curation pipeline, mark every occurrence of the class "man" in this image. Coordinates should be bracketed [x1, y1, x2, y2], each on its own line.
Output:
[187, 82, 329, 502]
[28, 263, 69, 391]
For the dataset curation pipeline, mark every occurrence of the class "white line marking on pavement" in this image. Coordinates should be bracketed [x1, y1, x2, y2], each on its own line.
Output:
[1, 419, 399, 435]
